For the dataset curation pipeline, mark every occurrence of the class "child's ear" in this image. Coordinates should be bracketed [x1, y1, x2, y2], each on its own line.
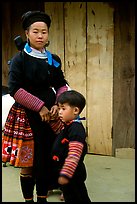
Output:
[74, 107, 80, 115]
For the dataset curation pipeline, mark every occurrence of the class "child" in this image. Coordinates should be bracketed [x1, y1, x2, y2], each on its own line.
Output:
[49, 90, 92, 203]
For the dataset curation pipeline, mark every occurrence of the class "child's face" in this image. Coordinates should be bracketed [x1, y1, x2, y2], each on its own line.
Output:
[58, 103, 79, 123]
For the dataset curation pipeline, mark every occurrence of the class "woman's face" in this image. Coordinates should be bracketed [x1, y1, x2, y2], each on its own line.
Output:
[25, 21, 49, 51]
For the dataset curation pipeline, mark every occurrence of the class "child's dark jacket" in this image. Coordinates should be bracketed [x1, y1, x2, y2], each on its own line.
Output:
[51, 120, 88, 182]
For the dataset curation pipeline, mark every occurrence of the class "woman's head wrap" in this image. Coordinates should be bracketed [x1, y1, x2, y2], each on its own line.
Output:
[21, 11, 51, 30]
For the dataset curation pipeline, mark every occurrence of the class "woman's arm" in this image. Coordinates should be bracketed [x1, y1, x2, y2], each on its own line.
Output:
[8, 52, 46, 113]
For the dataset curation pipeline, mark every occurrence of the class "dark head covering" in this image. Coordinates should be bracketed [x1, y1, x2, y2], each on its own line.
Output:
[21, 11, 51, 30]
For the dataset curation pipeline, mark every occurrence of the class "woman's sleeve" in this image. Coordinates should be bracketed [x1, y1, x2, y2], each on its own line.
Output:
[51, 54, 71, 100]
[8, 52, 45, 112]
[8, 52, 25, 96]
[55, 85, 70, 102]
[14, 88, 45, 112]
[51, 54, 69, 88]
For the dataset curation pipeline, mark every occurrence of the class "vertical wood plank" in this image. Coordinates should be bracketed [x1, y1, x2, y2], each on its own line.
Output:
[87, 2, 114, 155]
[64, 2, 87, 123]
[2, 3, 11, 86]
[44, 2, 64, 71]
[112, 1, 135, 154]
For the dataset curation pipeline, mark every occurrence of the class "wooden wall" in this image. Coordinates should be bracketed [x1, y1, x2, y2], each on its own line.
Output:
[2, 2, 135, 156]
[2, 3, 11, 86]
[87, 3, 114, 155]
[112, 1, 135, 155]
[45, 2, 113, 155]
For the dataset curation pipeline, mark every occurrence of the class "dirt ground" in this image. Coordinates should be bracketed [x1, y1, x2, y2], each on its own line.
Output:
[2, 154, 135, 202]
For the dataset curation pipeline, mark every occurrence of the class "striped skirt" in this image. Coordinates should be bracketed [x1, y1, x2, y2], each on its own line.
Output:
[2, 103, 34, 167]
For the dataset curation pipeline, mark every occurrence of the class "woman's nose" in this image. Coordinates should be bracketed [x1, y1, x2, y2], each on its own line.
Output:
[38, 33, 42, 38]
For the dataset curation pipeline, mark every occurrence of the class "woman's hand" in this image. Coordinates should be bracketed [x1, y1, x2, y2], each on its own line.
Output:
[39, 106, 50, 122]
[58, 176, 69, 185]
[49, 105, 59, 120]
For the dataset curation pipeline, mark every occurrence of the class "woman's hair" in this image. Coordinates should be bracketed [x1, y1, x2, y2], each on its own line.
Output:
[21, 11, 51, 30]
[57, 90, 86, 114]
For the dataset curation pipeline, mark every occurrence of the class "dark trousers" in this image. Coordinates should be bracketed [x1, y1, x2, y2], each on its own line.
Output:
[26, 109, 58, 196]
[62, 179, 91, 203]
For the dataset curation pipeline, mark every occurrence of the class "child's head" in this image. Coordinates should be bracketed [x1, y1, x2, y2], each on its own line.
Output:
[57, 90, 86, 122]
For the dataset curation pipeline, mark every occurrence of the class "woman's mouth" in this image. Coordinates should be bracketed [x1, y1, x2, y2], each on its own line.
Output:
[36, 41, 43, 43]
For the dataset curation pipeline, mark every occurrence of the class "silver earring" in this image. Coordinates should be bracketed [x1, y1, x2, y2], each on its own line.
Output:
[45, 40, 50, 47]
[27, 38, 30, 45]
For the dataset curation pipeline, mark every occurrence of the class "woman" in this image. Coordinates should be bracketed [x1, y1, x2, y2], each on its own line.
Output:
[2, 11, 69, 203]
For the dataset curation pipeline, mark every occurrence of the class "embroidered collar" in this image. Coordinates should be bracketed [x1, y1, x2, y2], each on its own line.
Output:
[65, 116, 86, 126]
[24, 42, 47, 59]
[73, 116, 86, 122]
[24, 43, 60, 67]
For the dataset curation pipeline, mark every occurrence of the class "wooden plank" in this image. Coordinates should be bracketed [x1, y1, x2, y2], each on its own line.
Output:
[64, 2, 87, 125]
[87, 2, 114, 155]
[2, 3, 11, 86]
[44, 2, 64, 71]
[112, 1, 135, 154]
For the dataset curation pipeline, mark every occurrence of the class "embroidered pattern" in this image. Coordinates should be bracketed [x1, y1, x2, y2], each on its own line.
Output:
[2, 104, 34, 167]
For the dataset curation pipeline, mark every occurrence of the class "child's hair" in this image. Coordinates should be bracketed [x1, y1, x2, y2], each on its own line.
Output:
[57, 90, 86, 114]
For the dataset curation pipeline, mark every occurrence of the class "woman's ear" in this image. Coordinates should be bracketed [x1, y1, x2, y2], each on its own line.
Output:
[74, 107, 80, 115]
[25, 30, 29, 39]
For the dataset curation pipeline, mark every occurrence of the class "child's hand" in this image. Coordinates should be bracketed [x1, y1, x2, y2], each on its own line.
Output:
[58, 176, 69, 185]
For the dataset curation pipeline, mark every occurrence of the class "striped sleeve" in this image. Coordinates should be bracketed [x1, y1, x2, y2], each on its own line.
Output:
[55, 85, 69, 101]
[59, 141, 84, 179]
[49, 118, 64, 134]
[14, 88, 45, 112]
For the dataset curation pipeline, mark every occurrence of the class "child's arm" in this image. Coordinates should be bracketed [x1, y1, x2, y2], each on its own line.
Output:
[58, 141, 84, 184]
[48, 117, 64, 134]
